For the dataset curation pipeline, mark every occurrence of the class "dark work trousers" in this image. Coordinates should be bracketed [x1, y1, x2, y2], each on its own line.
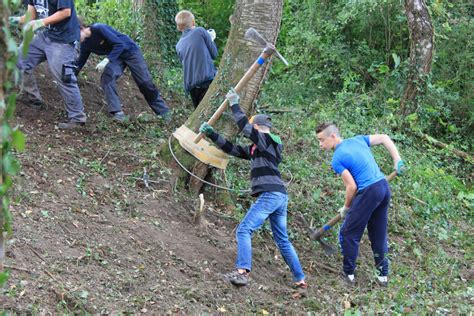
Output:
[189, 79, 212, 108]
[100, 48, 170, 116]
[339, 179, 391, 276]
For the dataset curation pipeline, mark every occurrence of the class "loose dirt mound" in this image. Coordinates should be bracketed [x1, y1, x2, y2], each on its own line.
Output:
[3, 64, 331, 313]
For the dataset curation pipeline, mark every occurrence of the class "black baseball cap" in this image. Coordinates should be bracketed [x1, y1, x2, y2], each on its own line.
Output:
[249, 114, 272, 128]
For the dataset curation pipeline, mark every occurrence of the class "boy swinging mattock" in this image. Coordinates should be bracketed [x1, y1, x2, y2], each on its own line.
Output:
[199, 89, 308, 291]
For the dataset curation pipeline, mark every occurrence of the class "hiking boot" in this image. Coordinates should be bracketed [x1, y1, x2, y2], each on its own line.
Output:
[160, 111, 172, 123]
[110, 111, 127, 122]
[342, 273, 356, 287]
[57, 120, 85, 129]
[17, 93, 44, 109]
[224, 270, 249, 286]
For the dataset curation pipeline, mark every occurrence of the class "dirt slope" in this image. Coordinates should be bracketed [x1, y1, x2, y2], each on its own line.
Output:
[4, 63, 464, 314]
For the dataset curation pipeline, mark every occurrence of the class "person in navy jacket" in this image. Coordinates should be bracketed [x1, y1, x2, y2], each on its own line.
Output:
[76, 22, 170, 122]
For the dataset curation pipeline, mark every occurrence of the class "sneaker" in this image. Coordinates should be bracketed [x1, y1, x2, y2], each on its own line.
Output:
[160, 111, 172, 123]
[342, 273, 356, 287]
[57, 120, 85, 129]
[17, 93, 44, 109]
[376, 276, 388, 287]
[293, 281, 308, 297]
[224, 269, 249, 286]
[110, 111, 126, 122]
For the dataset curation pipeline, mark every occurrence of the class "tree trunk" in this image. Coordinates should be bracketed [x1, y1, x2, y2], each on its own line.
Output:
[141, 0, 180, 81]
[400, 0, 434, 115]
[0, 1, 9, 273]
[162, 0, 283, 195]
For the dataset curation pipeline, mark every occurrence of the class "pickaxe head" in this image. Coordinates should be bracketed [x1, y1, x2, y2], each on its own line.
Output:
[244, 27, 289, 66]
[297, 212, 337, 256]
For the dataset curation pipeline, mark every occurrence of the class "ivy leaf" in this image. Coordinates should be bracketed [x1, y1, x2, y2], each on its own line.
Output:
[392, 53, 401, 68]
[11, 129, 26, 152]
[378, 64, 390, 74]
[406, 113, 418, 122]
[0, 271, 10, 287]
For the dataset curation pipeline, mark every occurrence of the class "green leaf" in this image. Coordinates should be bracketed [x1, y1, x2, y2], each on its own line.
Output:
[7, 36, 18, 54]
[0, 271, 10, 286]
[3, 196, 13, 234]
[378, 64, 389, 74]
[80, 290, 89, 299]
[3, 154, 19, 174]
[11, 129, 26, 151]
[406, 113, 418, 122]
[392, 53, 401, 68]
[22, 30, 34, 56]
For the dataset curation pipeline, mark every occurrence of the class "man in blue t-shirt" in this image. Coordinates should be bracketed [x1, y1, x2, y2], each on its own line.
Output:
[175, 10, 218, 108]
[13, 0, 87, 129]
[76, 22, 170, 122]
[316, 122, 405, 287]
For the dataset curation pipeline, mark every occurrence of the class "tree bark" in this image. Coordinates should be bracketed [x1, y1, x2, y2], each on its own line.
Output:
[0, 1, 9, 273]
[162, 0, 284, 194]
[400, 0, 434, 115]
[141, 0, 180, 79]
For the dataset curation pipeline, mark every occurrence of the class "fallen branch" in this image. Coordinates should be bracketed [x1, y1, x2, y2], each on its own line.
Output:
[408, 194, 428, 205]
[420, 133, 473, 162]
[313, 261, 340, 274]
[4, 264, 32, 273]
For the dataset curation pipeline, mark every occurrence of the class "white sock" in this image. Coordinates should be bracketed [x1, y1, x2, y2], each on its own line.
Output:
[378, 276, 388, 282]
[347, 274, 355, 281]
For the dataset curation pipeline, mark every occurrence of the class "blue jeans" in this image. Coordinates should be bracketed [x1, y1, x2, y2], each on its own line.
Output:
[101, 47, 169, 116]
[235, 192, 305, 282]
[339, 179, 391, 276]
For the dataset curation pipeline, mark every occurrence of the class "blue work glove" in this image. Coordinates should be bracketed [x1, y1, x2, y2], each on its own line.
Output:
[9, 16, 21, 27]
[225, 88, 240, 106]
[395, 160, 406, 175]
[199, 122, 214, 136]
[23, 19, 45, 33]
[338, 206, 349, 219]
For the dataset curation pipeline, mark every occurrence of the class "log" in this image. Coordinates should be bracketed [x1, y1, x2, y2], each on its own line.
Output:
[420, 133, 473, 162]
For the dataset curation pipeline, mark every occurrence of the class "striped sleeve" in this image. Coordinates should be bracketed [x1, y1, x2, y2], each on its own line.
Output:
[230, 104, 269, 151]
[208, 131, 250, 160]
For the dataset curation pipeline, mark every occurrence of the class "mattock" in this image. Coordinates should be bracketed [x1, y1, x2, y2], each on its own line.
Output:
[173, 28, 289, 169]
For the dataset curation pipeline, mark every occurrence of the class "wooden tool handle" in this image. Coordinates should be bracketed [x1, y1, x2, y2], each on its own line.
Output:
[194, 51, 271, 143]
[312, 171, 398, 240]
[311, 214, 342, 240]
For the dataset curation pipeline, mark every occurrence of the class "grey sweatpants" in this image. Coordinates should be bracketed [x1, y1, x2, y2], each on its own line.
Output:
[17, 32, 86, 123]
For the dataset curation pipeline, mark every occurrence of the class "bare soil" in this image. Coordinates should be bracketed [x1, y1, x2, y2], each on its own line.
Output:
[2, 63, 469, 314]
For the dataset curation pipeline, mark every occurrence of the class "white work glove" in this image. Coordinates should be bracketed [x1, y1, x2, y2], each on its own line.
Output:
[9, 16, 21, 27]
[95, 58, 110, 72]
[207, 29, 216, 42]
[338, 206, 349, 219]
[225, 88, 240, 106]
[23, 19, 45, 33]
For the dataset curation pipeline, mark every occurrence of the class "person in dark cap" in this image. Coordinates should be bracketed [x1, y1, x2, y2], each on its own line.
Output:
[199, 88, 307, 293]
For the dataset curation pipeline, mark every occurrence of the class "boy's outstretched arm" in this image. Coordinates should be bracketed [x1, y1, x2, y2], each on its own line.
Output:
[226, 89, 268, 150]
[199, 123, 250, 160]
[369, 134, 405, 174]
